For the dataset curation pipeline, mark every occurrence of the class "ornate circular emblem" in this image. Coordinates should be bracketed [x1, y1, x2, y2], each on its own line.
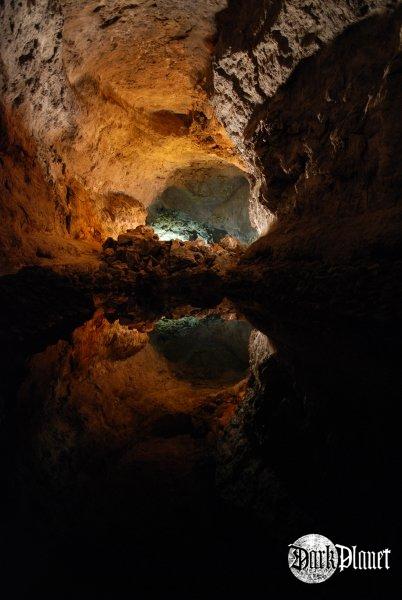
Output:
[288, 533, 338, 583]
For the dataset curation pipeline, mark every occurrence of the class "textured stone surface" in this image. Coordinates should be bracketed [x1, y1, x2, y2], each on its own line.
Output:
[60, 0, 241, 202]
[149, 161, 257, 242]
[97, 224, 244, 314]
[2, 0, 401, 279]
[0, 0, 78, 268]
[213, 0, 394, 150]
[0, 0, 244, 269]
[213, 0, 402, 255]
[211, 0, 402, 318]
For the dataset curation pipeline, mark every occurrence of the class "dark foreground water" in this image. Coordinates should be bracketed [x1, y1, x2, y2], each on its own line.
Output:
[0, 273, 400, 598]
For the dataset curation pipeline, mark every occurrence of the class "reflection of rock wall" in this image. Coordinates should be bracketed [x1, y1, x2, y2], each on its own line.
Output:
[217, 310, 402, 563]
[248, 330, 275, 383]
[150, 315, 252, 384]
[16, 312, 247, 535]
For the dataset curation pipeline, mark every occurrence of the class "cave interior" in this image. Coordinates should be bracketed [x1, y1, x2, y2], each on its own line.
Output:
[0, 0, 401, 597]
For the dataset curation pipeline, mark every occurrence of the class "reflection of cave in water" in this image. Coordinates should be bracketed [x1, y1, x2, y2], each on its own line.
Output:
[16, 307, 255, 503]
[150, 315, 252, 385]
[6, 296, 270, 599]
[18, 309, 254, 429]
[146, 162, 258, 244]
[11, 306, 256, 553]
[4, 289, 400, 599]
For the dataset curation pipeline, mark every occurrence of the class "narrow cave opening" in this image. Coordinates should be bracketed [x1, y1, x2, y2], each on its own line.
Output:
[146, 162, 258, 245]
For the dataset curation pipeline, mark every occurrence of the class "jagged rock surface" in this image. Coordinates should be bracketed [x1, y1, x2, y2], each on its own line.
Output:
[212, 0, 402, 316]
[0, 0, 244, 269]
[97, 224, 244, 314]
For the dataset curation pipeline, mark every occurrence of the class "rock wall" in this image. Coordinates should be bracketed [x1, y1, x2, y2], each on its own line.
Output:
[213, 0, 402, 269]
[149, 161, 257, 243]
[2, 0, 401, 287]
[0, 0, 76, 269]
[0, 0, 243, 270]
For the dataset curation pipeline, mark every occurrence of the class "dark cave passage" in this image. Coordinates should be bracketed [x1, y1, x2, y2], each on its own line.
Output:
[146, 163, 258, 245]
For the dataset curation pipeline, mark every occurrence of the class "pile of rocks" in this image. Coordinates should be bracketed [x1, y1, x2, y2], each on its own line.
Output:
[97, 225, 244, 314]
[101, 225, 242, 277]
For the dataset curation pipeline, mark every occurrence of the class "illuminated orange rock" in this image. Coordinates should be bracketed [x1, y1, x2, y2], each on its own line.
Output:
[0, 0, 244, 269]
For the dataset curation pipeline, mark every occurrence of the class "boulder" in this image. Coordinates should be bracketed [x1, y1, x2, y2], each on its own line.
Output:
[169, 242, 199, 269]
[218, 235, 243, 252]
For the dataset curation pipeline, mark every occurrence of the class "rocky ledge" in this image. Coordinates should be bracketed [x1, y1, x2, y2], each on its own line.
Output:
[96, 225, 244, 315]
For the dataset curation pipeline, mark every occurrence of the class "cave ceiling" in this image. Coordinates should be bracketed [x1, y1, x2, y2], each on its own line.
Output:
[59, 0, 243, 202]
